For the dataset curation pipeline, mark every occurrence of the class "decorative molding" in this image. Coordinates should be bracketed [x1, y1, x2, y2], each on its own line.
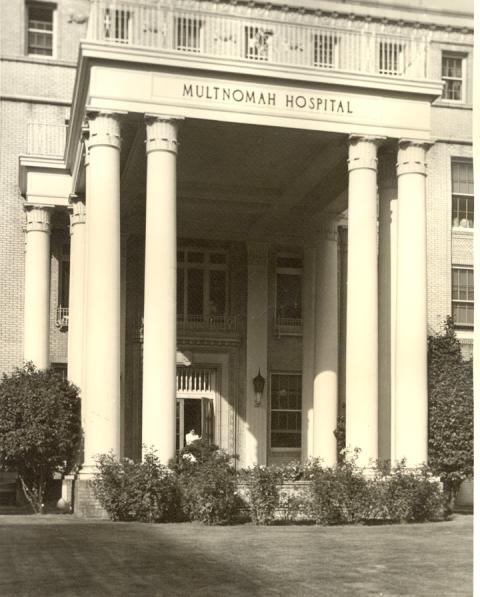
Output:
[145, 115, 182, 154]
[24, 205, 52, 233]
[347, 135, 385, 172]
[177, 334, 242, 348]
[87, 112, 122, 150]
[397, 140, 432, 177]
[69, 196, 86, 229]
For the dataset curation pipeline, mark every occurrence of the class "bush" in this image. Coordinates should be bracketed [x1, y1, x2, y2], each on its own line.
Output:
[176, 440, 238, 525]
[309, 457, 370, 525]
[370, 463, 446, 523]
[0, 364, 81, 513]
[428, 318, 473, 505]
[240, 466, 281, 525]
[93, 450, 179, 522]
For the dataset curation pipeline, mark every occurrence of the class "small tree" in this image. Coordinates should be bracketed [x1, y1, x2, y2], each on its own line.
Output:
[428, 317, 473, 505]
[0, 364, 81, 513]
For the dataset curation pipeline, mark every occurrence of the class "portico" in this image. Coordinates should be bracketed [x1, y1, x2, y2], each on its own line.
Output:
[17, 0, 444, 513]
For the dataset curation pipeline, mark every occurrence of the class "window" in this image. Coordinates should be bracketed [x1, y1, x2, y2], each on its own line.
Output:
[451, 160, 474, 228]
[27, 3, 54, 56]
[175, 17, 203, 53]
[275, 255, 302, 334]
[452, 267, 474, 328]
[177, 248, 228, 326]
[313, 33, 338, 69]
[442, 54, 464, 101]
[270, 373, 302, 449]
[56, 243, 69, 329]
[378, 41, 405, 76]
[104, 8, 132, 44]
[245, 26, 272, 61]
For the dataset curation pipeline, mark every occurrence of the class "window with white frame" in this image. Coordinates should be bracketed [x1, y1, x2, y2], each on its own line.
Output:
[177, 248, 228, 325]
[27, 3, 54, 56]
[451, 160, 474, 228]
[175, 16, 203, 53]
[442, 53, 465, 102]
[452, 267, 474, 328]
[270, 373, 302, 449]
[275, 255, 302, 333]
[378, 40, 405, 76]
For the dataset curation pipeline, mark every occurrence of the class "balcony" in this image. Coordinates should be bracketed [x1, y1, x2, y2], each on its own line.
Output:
[27, 123, 67, 158]
[275, 317, 303, 337]
[87, 0, 429, 80]
[177, 314, 238, 332]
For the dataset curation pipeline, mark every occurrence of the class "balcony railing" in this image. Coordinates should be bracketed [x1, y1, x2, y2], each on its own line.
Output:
[56, 306, 69, 329]
[177, 314, 237, 332]
[27, 123, 67, 158]
[87, 0, 429, 80]
[276, 317, 303, 336]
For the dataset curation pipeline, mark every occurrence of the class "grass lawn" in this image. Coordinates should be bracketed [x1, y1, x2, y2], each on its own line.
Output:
[0, 514, 472, 597]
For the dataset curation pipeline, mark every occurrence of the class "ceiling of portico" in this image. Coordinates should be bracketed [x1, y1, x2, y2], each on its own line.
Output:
[120, 115, 348, 242]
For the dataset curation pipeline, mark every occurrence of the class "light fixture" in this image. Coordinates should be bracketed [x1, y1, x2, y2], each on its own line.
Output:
[253, 369, 266, 407]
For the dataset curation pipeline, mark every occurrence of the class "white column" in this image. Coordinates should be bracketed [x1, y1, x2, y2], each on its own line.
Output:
[395, 140, 429, 467]
[377, 152, 397, 463]
[301, 246, 315, 461]
[142, 116, 180, 463]
[313, 219, 338, 465]
[24, 205, 52, 369]
[345, 135, 383, 467]
[245, 241, 269, 467]
[67, 196, 86, 388]
[83, 112, 122, 468]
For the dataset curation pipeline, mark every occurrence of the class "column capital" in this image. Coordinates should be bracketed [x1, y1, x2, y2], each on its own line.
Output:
[24, 204, 52, 233]
[87, 111, 123, 150]
[317, 217, 338, 242]
[397, 139, 432, 177]
[69, 195, 86, 229]
[348, 135, 386, 172]
[145, 115, 183, 154]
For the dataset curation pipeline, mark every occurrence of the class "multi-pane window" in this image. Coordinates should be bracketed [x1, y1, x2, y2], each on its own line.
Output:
[452, 267, 474, 328]
[378, 41, 404, 76]
[104, 8, 132, 44]
[313, 33, 337, 69]
[177, 248, 228, 324]
[175, 17, 203, 53]
[245, 26, 272, 61]
[452, 160, 474, 228]
[270, 373, 302, 449]
[275, 255, 302, 333]
[442, 54, 464, 101]
[27, 4, 54, 56]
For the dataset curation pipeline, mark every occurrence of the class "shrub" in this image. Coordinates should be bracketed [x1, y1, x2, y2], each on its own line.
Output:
[428, 317, 473, 505]
[93, 450, 179, 522]
[0, 364, 81, 513]
[370, 463, 445, 523]
[241, 466, 281, 525]
[309, 458, 370, 525]
[176, 440, 237, 525]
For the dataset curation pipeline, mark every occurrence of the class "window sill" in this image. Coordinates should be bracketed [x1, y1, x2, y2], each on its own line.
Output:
[1, 55, 76, 68]
[452, 227, 474, 235]
[433, 101, 472, 110]
[270, 447, 302, 452]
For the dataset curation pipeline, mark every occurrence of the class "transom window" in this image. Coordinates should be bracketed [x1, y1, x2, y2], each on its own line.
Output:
[442, 54, 464, 102]
[451, 160, 474, 228]
[177, 248, 228, 324]
[270, 373, 302, 449]
[275, 255, 302, 335]
[452, 267, 474, 328]
[27, 3, 54, 56]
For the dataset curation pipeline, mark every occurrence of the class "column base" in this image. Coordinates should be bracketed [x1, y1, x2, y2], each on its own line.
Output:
[71, 468, 109, 519]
